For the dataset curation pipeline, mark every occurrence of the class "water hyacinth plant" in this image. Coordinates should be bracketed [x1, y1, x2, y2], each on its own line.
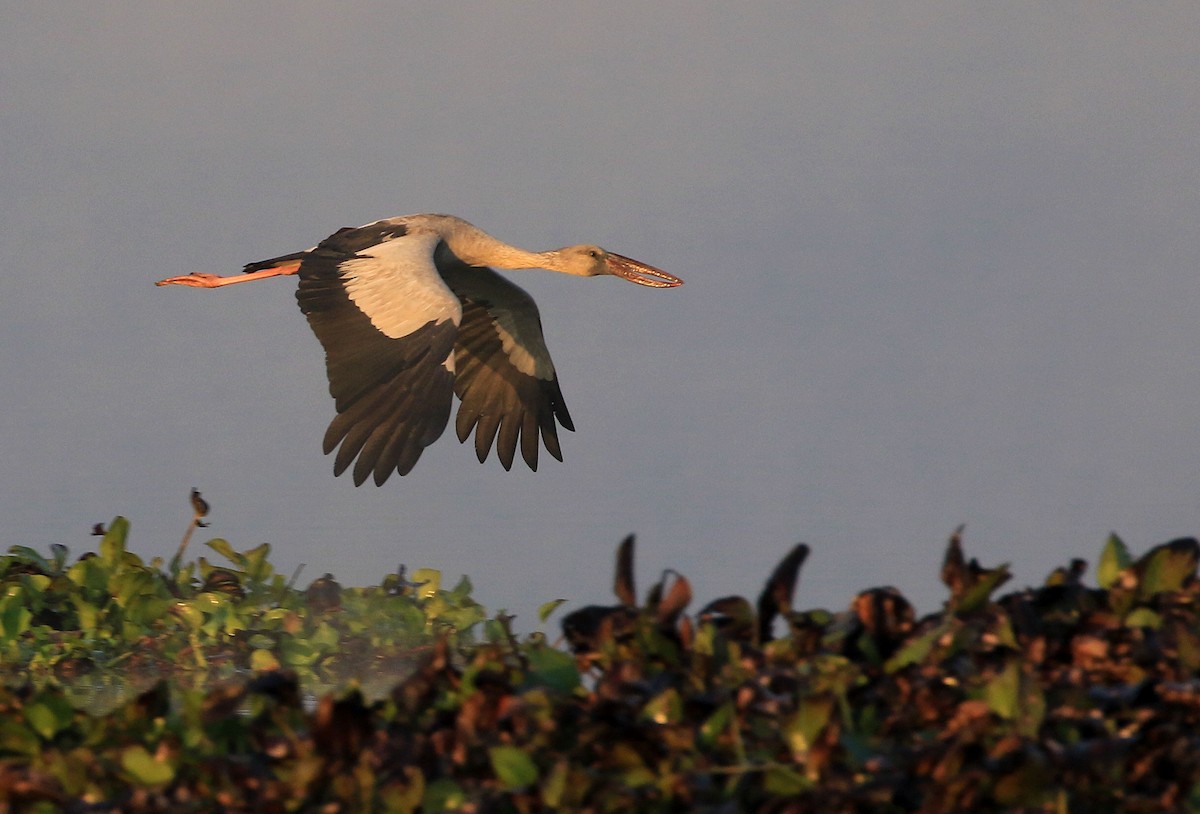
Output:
[1, 511, 1199, 811]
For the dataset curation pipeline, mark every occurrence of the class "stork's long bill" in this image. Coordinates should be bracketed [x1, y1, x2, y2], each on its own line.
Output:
[605, 253, 683, 288]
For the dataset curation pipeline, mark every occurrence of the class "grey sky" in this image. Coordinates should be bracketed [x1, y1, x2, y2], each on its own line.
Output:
[3, 4, 1199, 628]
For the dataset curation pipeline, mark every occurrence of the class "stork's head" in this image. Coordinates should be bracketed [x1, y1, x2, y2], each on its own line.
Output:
[553, 245, 683, 288]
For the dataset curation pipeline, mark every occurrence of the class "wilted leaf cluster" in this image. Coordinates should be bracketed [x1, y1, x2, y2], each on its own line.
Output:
[1, 523, 1200, 813]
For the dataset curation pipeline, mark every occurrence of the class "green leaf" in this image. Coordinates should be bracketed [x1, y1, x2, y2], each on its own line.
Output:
[73, 595, 99, 632]
[250, 648, 281, 672]
[523, 643, 580, 693]
[247, 633, 276, 650]
[1172, 619, 1200, 672]
[410, 568, 441, 600]
[764, 765, 811, 796]
[48, 543, 70, 574]
[0, 590, 32, 641]
[538, 598, 567, 622]
[241, 543, 273, 581]
[121, 744, 175, 787]
[489, 745, 538, 790]
[1097, 533, 1132, 590]
[482, 618, 507, 643]
[23, 574, 51, 596]
[423, 779, 466, 813]
[1124, 607, 1163, 629]
[985, 659, 1020, 720]
[885, 622, 946, 672]
[379, 766, 424, 814]
[171, 601, 204, 630]
[699, 701, 735, 747]
[955, 563, 1011, 613]
[1136, 538, 1199, 598]
[447, 574, 474, 600]
[310, 621, 340, 650]
[99, 517, 130, 567]
[431, 598, 486, 633]
[25, 692, 74, 740]
[280, 636, 320, 666]
[785, 695, 834, 760]
[192, 591, 227, 613]
[539, 760, 570, 808]
[205, 538, 242, 567]
[124, 595, 172, 627]
[992, 614, 1019, 649]
[108, 568, 158, 609]
[67, 556, 109, 597]
[0, 716, 40, 758]
[6, 546, 52, 574]
[642, 688, 682, 725]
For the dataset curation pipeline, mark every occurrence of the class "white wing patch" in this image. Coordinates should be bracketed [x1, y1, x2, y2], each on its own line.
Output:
[340, 233, 462, 339]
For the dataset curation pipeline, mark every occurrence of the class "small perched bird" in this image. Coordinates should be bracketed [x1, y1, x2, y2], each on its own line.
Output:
[190, 488, 209, 518]
[157, 214, 682, 485]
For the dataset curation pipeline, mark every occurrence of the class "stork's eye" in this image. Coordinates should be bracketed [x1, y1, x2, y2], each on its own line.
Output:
[587, 249, 600, 259]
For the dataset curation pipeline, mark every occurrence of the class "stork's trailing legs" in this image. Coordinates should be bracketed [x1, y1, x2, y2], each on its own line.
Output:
[155, 261, 302, 288]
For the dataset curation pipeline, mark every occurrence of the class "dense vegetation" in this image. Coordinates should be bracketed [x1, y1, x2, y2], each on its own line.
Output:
[1, 512, 1199, 812]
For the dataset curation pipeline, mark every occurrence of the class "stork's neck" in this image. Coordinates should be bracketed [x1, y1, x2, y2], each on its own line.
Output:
[439, 220, 557, 271]
[467, 242, 556, 271]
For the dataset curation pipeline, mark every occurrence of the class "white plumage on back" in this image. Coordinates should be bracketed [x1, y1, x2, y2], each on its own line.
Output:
[339, 232, 460, 341]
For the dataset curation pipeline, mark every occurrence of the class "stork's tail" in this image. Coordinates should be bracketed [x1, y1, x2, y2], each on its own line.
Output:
[242, 251, 308, 275]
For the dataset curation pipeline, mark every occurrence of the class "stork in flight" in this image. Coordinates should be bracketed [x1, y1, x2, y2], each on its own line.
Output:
[156, 214, 682, 485]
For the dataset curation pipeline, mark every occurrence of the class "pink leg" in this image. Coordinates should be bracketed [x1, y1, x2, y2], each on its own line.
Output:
[155, 261, 302, 288]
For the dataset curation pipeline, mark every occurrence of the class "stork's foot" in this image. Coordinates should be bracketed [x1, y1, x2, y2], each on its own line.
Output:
[155, 273, 228, 288]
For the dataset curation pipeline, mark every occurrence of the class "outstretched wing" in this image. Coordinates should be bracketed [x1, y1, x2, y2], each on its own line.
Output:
[438, 260, 574, 471]
[293, 222, 462, 485]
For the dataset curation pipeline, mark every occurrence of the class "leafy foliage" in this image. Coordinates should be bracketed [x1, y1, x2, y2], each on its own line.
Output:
[1, 520, 1200, 812]
[0, 517, 486, 700]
